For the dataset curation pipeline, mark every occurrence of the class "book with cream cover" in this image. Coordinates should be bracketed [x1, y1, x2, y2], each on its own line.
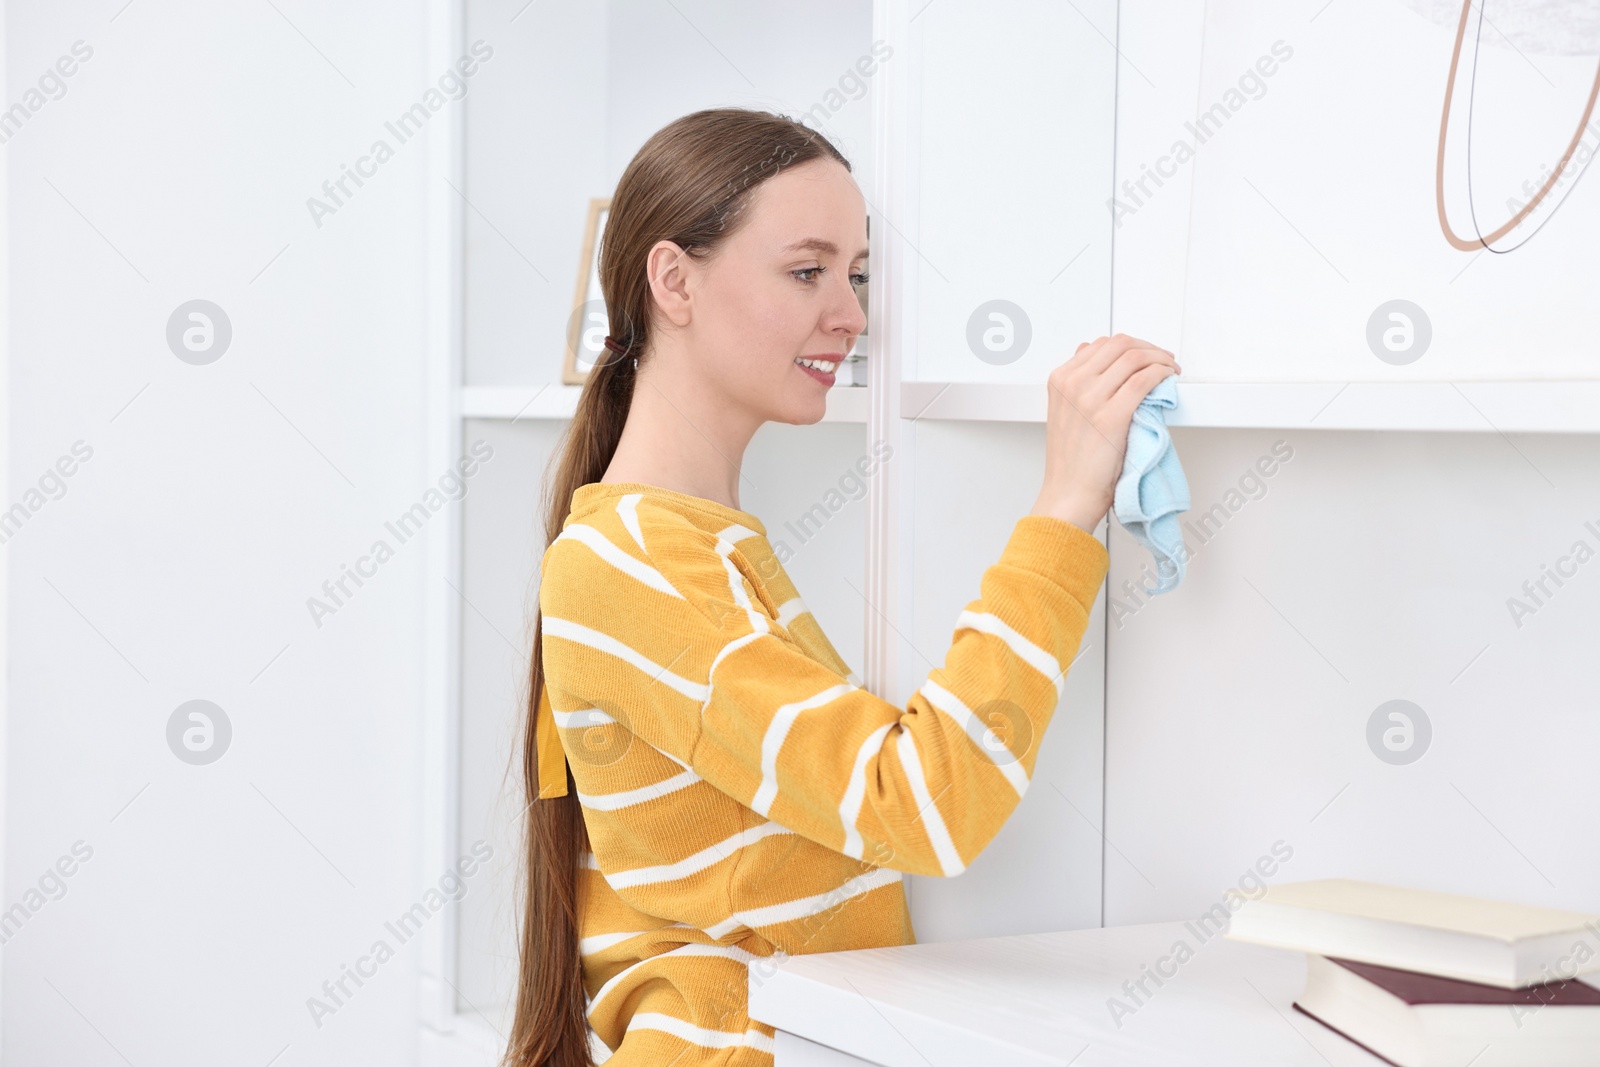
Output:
[1223, 878, 1600, 989]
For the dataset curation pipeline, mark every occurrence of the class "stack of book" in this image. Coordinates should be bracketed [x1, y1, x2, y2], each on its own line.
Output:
[1223, 878, 1600, 1067]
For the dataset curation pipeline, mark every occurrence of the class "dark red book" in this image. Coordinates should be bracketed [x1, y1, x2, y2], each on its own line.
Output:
[1294, 954, 1600, 1067]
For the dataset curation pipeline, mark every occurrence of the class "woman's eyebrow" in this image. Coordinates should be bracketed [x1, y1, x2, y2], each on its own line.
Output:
[781, 237, 870, 259]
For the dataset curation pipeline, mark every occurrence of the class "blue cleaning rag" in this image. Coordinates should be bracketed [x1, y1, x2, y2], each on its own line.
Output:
[1112, 375, 1189, 595]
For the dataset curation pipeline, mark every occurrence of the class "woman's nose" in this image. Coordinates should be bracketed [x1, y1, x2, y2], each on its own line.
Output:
[836, 278, 868, 334]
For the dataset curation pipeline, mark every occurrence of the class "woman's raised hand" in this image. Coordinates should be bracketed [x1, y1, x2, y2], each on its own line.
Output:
[1030, 334, 1180, 533]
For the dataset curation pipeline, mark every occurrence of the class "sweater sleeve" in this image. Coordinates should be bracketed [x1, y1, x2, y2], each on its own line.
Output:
[538, 511, 1108, 879]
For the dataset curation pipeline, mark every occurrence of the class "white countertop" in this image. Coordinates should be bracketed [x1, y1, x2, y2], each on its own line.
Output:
[748, 920, 1389, 1066]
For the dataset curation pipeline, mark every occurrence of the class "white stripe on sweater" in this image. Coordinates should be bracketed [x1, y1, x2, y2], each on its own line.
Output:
[577, 765, 703, 811]
[702, 865, 903, 939]
[749, 681, 856, 817]
[776, 597, 808, 629]
[552, 706, 615, 728]
[715, 536, 769, 634]
[625, 1013, 776, 1053]
[579, 922, 696, 956]
[703, 630, 766, 709]
[617, 494, 647, 552]
[918, 678, 1032, 799]
[542, 616, 709, 702]
[587, 942, 761, 1016]
[839, 722, 894, 859]
[895, 730, 966, 876]
[600, 820, 796, 890]
[555, 522, 683, 600]
[569, 739, 707, 812]
[954, 609, 1066, 695]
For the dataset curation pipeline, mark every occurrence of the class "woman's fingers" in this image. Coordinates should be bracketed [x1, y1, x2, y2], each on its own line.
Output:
[1077, 334, 1179, 405]
[1080, 333, 1176, 370]
[1110, 359, 1179, 413]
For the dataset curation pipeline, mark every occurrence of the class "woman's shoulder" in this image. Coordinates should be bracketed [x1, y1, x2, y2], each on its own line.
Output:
[547, 495, 717, 566]
[540, 495, 749, 618]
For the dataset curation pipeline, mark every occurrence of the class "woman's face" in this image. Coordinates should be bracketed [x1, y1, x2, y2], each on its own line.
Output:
[665, 157, 869, 426]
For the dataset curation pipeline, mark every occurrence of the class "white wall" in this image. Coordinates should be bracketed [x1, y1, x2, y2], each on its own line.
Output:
[1103, 426, 1600, 921]
[0, 4, 8, 1057]
[5, 3, 444, 1064]
[1106, 0, 1600, 926]
[463, 0, 606, 388]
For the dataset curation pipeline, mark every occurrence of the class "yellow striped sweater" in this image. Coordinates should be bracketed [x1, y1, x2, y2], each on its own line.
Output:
[536, 480, 1108, 1065]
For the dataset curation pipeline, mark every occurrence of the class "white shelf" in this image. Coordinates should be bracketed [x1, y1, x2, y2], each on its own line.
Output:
[748, 920, 1383, 1066]
[901, 380, 1600, 433]
[463, 381, 1600, 432]
[461, 384, 870, 423]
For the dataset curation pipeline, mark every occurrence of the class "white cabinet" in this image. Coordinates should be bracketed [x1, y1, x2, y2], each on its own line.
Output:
[445, 6, 1122, 1029]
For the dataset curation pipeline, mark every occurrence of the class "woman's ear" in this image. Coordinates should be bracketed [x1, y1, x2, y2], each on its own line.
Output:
[645, 239, 696, 329]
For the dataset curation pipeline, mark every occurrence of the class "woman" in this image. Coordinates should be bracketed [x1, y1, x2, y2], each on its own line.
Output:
[505, 107, 1179, 1066]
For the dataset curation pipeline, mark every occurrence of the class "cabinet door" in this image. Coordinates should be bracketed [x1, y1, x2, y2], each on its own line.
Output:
[904, 0, 1117, 387]
[887, 0, 1119, 941]
[900, 421, 1111, 943]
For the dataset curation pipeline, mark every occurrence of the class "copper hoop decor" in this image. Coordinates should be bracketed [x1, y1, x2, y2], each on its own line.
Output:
[1434, 0, 1600, 251]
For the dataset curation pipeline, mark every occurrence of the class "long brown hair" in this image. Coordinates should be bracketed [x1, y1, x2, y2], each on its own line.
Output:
[502, 107, 851, 1067]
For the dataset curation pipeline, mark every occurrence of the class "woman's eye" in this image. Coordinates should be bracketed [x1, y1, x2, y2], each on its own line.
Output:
[792, 266, 871, 285]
